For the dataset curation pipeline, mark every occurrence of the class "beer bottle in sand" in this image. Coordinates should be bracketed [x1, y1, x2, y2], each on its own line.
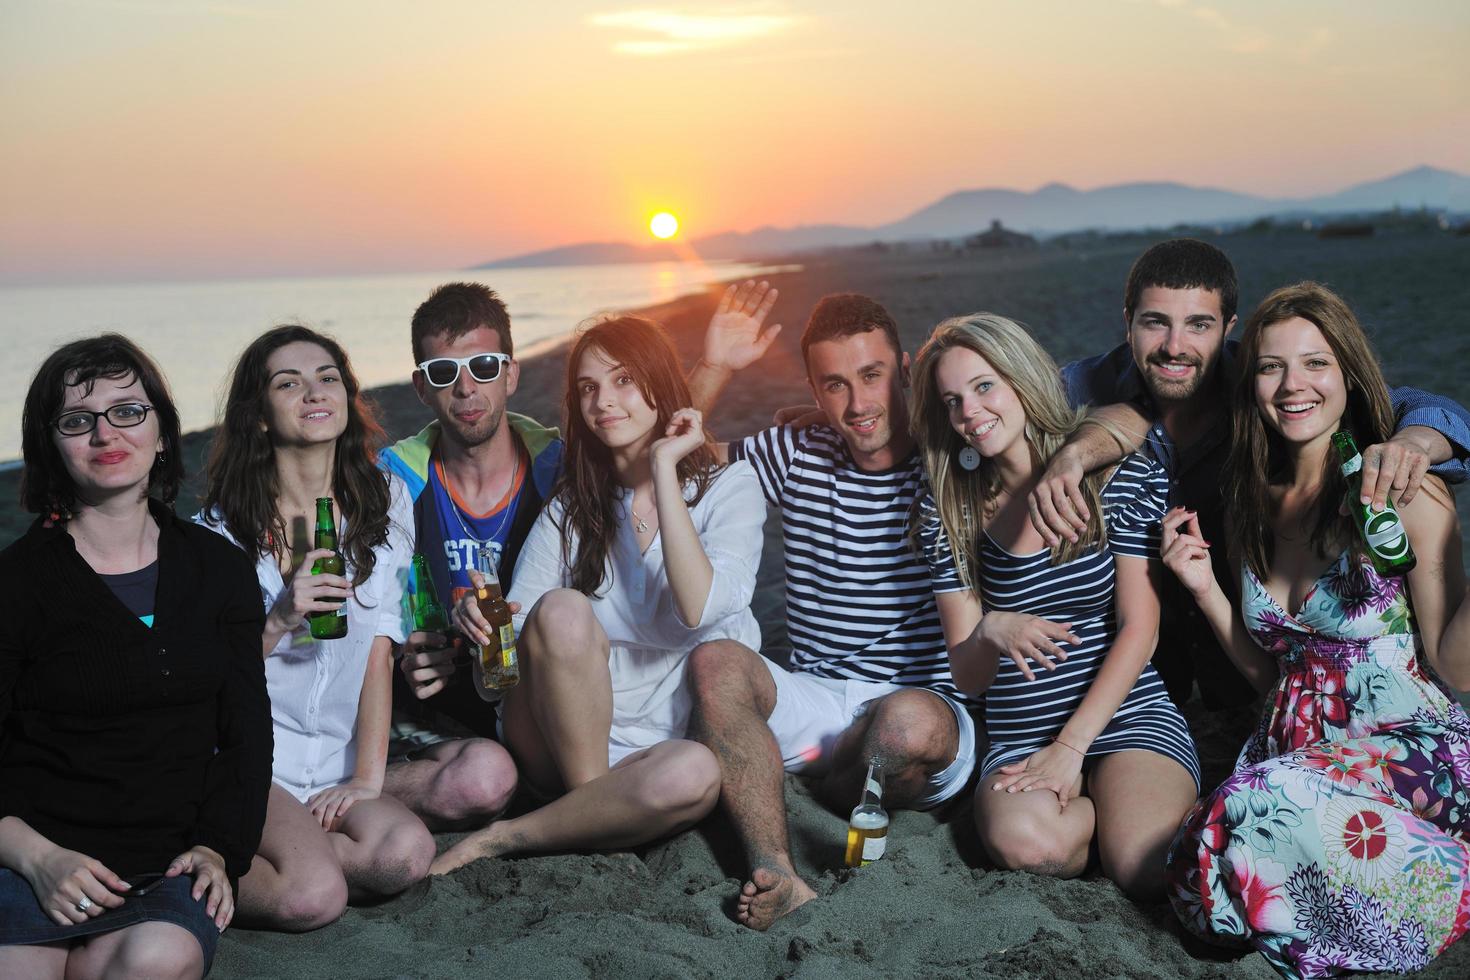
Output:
[844, 761, 888, 867]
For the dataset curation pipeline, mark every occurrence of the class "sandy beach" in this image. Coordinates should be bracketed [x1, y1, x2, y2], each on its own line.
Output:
[5, 230, 1468, 978]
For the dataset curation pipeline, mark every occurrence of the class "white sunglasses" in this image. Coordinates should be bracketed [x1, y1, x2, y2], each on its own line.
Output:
[416, 352, 511, 388]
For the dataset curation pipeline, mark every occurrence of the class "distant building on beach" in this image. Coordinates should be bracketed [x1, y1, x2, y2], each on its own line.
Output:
[964, 220, 1037, 250]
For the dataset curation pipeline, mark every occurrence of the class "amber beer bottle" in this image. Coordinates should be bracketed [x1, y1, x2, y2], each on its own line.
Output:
[410, 554, 450, 635]
[844, 762, 888, 867]
[474, 544, 519, 691]
[1333, 431, 1417, 576]
[308, 497, 348, 640]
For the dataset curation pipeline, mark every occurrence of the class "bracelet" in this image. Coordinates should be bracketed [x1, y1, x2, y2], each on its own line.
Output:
[1053, 735, 1085, 756]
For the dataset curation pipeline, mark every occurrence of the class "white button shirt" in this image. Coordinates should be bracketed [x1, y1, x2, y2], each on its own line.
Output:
[197, 474, 413, 802]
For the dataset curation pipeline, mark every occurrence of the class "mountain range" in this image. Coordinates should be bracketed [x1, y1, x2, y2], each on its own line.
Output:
[475, 165, 1470, 269]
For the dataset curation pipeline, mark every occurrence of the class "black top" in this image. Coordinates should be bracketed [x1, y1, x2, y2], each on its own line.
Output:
[99, 560, 159, 620]
[0, 500, 272, 880]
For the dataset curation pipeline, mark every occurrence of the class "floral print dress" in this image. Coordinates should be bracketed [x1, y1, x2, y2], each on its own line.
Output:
[1166, 551, 1470, 978]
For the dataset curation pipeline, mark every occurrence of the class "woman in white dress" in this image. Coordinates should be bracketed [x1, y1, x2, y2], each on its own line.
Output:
[198, 325, 433, 930]
[433, 314, 764, 873]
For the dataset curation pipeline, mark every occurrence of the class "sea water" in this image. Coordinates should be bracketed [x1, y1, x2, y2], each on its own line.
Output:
[0, 260, 787, 463]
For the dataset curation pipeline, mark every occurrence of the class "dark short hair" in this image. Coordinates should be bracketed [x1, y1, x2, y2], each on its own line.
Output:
[1123, 239, 1238, 325]
[799, 293, 902, 371]
[411, 282, 513, 363]
[20, 334, 184, 514]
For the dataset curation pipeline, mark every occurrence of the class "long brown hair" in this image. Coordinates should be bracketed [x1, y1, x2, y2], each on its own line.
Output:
[910, 313, 1115, 584]
[555, 315, 722, 596]
[1225, 282, 1396, 577]
[202, 324, 391, 583]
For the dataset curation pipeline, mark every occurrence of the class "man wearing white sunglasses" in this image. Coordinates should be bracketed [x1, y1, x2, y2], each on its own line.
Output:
[378, 282, 564, 830]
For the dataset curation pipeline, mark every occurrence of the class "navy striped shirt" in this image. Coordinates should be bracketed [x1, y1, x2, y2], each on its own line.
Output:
[919, 452, 1198, 783]
[731, 424, 969, 705]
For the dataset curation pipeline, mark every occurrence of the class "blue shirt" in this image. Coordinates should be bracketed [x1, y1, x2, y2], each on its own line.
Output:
[424, 453, 524, 605]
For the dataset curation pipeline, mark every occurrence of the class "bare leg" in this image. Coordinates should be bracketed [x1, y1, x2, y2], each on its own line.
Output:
[326, 794, 435, 903]
[973, 768, 1094, 878]
[66, 920, 203, 980]
[0, 944, 65, 980]
[506, 589, 612, 791]
[817, 688, 962, 811]
[1089, 750, 1198, 901]
[234, 784, 348, 932]
[430, 740, 720, 873]
[383, 737, 518, 831]
[685, 640, 816, 931]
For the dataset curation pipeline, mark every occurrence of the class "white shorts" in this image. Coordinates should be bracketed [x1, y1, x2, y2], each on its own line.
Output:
[760, 659, 978, 809]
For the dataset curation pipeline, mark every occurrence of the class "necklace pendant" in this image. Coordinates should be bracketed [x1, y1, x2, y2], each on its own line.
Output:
[634, 517, 650, 534]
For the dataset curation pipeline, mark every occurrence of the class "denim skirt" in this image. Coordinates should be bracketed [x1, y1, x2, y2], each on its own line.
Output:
[0, 868, 219, 973]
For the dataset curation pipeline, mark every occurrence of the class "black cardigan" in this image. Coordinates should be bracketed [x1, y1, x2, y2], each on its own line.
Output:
[0, 501, 272, 880]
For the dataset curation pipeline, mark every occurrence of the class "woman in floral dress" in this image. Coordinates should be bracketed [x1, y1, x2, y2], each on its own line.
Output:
[1159, 281, 1470, 978]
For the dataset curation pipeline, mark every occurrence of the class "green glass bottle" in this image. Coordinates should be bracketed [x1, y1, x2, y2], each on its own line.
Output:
[1332, 431, 1417, 576]
[308, 497, 349, 640]
[410, 554, 450, 635]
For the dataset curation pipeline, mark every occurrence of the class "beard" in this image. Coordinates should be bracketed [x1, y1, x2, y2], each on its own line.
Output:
[442, 401, 505, 449]
[1143, 353, 1209, 402]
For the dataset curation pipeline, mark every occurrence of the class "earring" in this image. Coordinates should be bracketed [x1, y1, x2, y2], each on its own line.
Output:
[155, 450, 168, 466]
[957, 446, 981, 471]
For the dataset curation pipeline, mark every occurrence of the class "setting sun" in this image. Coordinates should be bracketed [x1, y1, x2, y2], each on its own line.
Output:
[649, 212, 679, 239]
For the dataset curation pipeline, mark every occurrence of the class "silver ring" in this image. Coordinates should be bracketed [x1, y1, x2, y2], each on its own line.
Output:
[76, 895, 93, 913]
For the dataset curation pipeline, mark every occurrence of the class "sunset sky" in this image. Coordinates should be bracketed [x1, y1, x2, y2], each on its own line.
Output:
[2, 0, 1466, 285]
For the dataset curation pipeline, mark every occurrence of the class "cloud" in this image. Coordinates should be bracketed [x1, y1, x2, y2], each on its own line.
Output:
[588, 4, 803, 56]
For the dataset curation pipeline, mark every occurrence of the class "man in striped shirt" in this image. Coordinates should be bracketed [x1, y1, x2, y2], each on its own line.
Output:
[686, 286, 980, 930]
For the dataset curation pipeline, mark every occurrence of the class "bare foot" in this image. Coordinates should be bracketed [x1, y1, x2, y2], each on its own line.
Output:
[735, 866, 816, 930]
[429, 828, 502, 875]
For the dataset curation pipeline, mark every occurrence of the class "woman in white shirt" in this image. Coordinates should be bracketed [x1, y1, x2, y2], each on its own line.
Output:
[198, 325, 433, 930]
[434, 314, 764, 873]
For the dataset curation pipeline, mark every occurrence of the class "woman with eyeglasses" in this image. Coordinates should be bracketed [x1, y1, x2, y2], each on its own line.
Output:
[1, 335, 272, 979]
[197, 324, 433, 931]
[429, 314, 764, 873]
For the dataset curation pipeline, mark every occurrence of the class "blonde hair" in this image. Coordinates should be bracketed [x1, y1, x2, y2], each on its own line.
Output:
[910, 313, 1113, 585]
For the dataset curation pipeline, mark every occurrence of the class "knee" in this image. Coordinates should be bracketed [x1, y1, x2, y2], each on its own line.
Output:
[644, 743, 722, 818]
[977, 810, 1074, 878]
[276, 868, 348, 931]
[108, 929, 204, 980]
[433, 739, 518, 822]
[522, 589, 604, 662]
[686, 639, 758, 709]
[866, 690, 955, 768]
[380, 819, 437, 888]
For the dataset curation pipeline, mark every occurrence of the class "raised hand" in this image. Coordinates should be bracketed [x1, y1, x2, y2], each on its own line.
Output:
[701, 280, 782, 372]
[976, 610, 1080, 681]
[1160, 507, 1215, 601]
[650, 407, 707, 470]
[166, 845, 233, 932]
[266, 547, 352, 637]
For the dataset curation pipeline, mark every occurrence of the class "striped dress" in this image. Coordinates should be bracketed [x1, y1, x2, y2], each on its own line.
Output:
[917, 452, 1200, 786]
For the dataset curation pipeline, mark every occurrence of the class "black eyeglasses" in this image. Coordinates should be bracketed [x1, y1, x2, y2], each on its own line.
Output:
[416, 353, 512, 388]
[53, 402, 155, 437]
